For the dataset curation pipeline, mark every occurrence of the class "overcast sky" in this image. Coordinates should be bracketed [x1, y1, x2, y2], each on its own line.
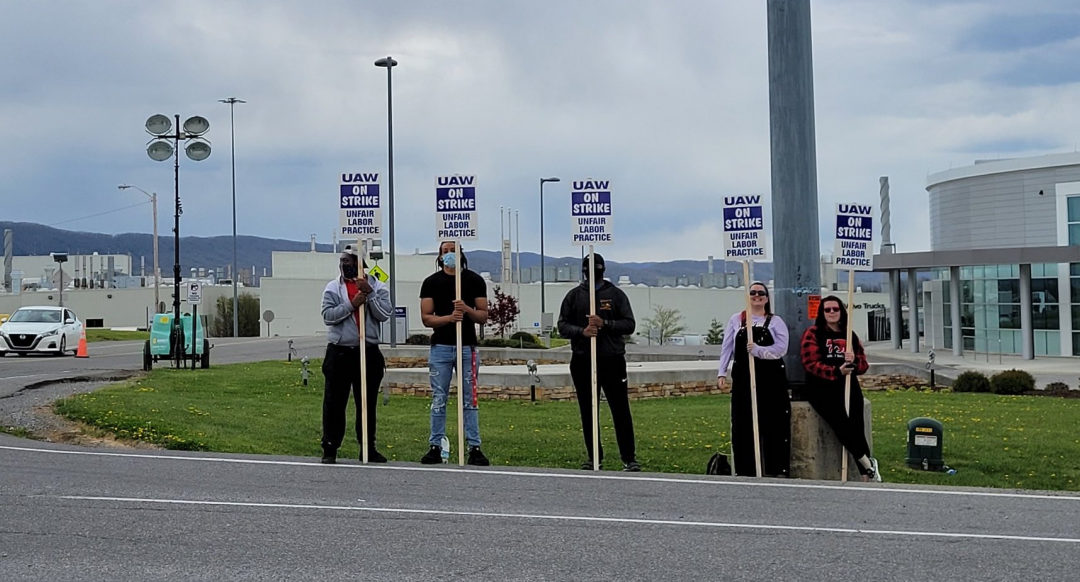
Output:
[4, 0, 1080, 262]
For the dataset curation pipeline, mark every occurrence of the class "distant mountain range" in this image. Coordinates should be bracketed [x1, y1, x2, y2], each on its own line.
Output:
[0, 221, 885, 289]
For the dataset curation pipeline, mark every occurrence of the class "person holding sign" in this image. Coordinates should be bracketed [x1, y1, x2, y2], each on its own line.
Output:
[557, 254, 640, 472]
[320, 245, 393, 464]
[799, 295, 881, 482]
[716, 282, 791, 477]
[418, 241, 491, 466]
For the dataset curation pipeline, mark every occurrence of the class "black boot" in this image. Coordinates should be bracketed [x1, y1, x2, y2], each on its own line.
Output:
[321, 446, 337, 464]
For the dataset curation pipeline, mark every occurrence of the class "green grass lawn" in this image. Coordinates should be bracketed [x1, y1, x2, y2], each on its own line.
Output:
[52, 360, 1080, 491]
[86, 329, 148, 342]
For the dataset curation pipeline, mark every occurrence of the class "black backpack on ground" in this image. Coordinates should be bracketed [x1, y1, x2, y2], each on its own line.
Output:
[706, 452, 732, 476]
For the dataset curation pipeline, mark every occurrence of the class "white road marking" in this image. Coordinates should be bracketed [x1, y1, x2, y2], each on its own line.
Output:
[3, 443, 1079, 502]
[58, 495, 1080, 544]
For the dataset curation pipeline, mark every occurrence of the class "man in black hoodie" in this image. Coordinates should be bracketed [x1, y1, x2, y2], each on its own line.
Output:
[557, 254, 640, 471]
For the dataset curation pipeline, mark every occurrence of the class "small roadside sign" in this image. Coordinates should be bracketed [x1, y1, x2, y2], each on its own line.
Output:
[340, 172, 382, 239]
[570, 179, 613, 246]
[722, 194, 771, 261]
[435, 175, 477, 240]
[187, 281, 202, 305]
[368, 264, 389, 283]
[834, 203, 875, 271]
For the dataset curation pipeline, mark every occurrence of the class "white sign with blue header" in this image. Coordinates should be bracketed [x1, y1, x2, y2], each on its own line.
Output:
[834, 203, 875, 271]
[435, 175, 478, 240]
[339, 172, 382, 238]
[570, 179, 613, 246]
[721, 194, 771, 261]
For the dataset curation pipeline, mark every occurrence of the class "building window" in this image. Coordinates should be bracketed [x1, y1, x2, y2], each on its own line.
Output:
[1069, 196, 1080, 246]
[1072, 263, 1080, 356]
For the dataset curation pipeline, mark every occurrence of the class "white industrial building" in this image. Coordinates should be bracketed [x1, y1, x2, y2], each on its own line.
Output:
[260, 249, 886, 343]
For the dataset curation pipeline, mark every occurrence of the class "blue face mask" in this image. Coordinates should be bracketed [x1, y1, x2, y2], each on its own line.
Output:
[441, 252, 457, 269]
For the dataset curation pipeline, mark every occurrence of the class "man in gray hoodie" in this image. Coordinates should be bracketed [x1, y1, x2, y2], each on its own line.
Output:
[320, 244, 393, 464]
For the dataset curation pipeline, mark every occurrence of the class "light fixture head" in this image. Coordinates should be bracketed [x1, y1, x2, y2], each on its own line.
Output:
[145, 114, 172, 136]
[183, 115, 210, 136]
[185, 140, 211, 161]
[374, 56, 398, 67]
[147, 140, 174, 162]
[541, 177, 561, 183]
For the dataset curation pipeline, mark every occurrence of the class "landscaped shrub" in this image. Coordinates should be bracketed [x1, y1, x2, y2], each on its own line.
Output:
[990, 369, 1035, 395]
[1044, 381, 1070, 394]
[510, 331, 538, 344]
[480, 338, 543, 349]
[405, 333, 430, 345]
[951, 370, 990, 393]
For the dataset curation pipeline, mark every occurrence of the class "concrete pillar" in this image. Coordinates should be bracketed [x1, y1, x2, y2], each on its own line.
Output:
[907, 268, 920, 353]
[889, 269, 903, 349]
[767, 0, 821, 383]
[1020, 263, 1034, 360]
[790, 400, 872, 481]
[950, 266, 962, 357]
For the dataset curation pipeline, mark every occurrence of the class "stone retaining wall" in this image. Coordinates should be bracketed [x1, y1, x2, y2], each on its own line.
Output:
[384, 378, 726, 401]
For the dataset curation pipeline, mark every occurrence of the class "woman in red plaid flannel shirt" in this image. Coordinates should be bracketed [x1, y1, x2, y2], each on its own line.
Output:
[799, 295, 881, 482]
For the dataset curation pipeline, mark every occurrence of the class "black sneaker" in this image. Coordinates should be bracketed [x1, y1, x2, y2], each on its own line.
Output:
[364, 448, 387, 463]
[321, 448, 336, 465]
[467, 446, 490, 466]
[622, 460, 641, 472]
[420, 445, 442, 464]
[581, 459, 601, 470]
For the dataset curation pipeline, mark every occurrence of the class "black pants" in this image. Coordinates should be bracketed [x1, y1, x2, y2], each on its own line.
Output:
[730, 361, 791, 477]
[321, 343, 385, 451]
[570, 354, 636, 463]
[806, 381, 872, 469]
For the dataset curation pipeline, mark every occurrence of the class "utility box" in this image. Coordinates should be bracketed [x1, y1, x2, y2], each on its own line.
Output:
[906, 417, 945, 470]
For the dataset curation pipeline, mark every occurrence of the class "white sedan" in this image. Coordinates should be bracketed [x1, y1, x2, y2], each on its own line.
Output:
[0, 306, 83, 357]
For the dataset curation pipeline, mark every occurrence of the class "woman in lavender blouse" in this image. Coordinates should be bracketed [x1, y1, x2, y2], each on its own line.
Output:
[716, 281, 791, 477]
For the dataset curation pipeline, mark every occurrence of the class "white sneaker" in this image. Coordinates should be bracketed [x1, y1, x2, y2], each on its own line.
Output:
[869, 457, 883, 482]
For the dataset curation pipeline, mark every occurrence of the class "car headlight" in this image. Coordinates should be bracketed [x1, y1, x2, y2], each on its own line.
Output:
[44, 327, 62, 336]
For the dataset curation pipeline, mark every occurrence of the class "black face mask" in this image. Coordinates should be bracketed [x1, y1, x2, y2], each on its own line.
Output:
[342, 263, 359, 279]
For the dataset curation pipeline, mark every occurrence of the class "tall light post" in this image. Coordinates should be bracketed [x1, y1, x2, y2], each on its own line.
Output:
[375, 56, 399, 346]
[219, 97, 246, 338]
[118, 184, 160, 313]
[144, 113, 211, 368]
[539, 177, 560, 316]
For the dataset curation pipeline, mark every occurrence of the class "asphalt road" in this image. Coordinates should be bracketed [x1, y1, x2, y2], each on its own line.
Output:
[2, 434, 1078, 581]
[3, 339, 1079, 580]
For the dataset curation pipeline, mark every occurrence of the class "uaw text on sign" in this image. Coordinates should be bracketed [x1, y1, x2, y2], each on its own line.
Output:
[721, 194, 771, 261]
[435, 175, 478, 240]
[340, 172, 382, 238]
[571, 179, 613, 245]
[833, 203, 874, 270]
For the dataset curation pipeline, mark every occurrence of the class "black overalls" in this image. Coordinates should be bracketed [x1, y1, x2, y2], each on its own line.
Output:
[730, 314, 791, 477]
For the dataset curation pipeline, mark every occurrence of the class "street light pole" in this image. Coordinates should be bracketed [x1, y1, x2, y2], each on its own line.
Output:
[119, 184, 160, 313]
[539, 177, 560, 316]
[375, 56, 399, 346]
[219, 97, 246, 338]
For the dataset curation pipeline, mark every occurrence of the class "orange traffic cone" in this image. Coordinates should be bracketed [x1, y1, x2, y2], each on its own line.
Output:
[75, 328, 88, 358]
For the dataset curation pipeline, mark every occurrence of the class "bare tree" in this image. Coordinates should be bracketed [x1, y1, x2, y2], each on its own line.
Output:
[639, 304, 686, 345]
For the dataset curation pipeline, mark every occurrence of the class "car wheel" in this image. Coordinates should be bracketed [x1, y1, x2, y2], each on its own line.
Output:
[57, 336, 67, 357]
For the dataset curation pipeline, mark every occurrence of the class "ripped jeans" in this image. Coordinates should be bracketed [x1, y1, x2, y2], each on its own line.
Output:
[428, 344, 481, 448]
